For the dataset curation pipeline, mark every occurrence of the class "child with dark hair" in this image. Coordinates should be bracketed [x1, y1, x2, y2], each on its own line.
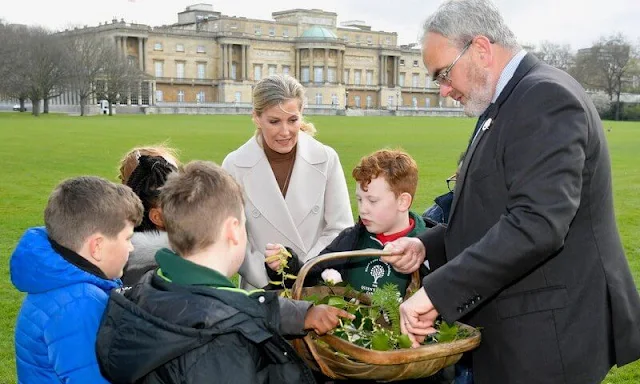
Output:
[121, 154, 178, 286]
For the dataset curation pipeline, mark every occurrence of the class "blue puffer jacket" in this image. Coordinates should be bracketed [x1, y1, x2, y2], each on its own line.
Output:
[11, 227, 119, 384]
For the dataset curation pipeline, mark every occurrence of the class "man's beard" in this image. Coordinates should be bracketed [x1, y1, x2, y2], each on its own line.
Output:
[463, 63, 494, 117]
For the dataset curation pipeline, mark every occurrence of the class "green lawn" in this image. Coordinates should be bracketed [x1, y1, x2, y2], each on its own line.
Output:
[0, 113, 638, 382]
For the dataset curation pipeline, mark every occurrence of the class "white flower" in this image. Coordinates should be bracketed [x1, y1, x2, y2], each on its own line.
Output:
[321, 269, 343, 285]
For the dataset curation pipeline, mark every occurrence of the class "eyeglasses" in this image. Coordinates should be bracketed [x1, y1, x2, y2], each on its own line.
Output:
[433, 40, 473, 87]
[446, 174, 457, 192]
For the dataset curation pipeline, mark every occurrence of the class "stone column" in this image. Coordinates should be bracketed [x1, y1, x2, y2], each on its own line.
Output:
[138, 81, 142, 105]
[241, 44, 246, 80]
[122, 37, 127, 57]
[220, 44, 226, 79]
[148, 81, 153, 105]
[393, 56, 398, 88]
[309, 48, 314, 83]
[296, 49, 301, 79]
[138, 38, 144, 71]
[227, 44, 232, 81]
[324, 48, 329, 83]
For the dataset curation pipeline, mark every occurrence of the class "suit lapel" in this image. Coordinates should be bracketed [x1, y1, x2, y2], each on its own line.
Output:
[448, 53, 539, 224]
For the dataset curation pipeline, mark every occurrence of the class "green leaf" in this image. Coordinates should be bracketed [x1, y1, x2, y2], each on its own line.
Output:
[327, 296, 348, 309]
[268, 280, 282, 286]
[302, 294, 320, 304]
[362, 317, 374, 332]
[284, 273, 298, 280]
[435, 322, 459, 343]
[371, 331, 391, 351]
[352, 309, 363, 329]
[397, 334, 412, 349]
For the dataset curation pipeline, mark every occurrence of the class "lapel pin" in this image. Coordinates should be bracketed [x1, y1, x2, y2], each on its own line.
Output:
[482, 118, 493, 131]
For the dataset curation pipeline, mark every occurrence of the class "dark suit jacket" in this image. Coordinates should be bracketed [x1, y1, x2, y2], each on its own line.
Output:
[419, 54, 640, 384]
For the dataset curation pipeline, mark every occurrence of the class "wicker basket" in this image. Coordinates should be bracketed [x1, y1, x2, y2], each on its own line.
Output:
[290, 250, 481, 382]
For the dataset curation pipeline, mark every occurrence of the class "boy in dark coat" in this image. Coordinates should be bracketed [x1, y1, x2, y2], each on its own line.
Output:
[97, 161, 352, 384]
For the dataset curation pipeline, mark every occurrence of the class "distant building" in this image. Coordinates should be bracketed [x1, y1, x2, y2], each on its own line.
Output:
[59, 4, 457, 109]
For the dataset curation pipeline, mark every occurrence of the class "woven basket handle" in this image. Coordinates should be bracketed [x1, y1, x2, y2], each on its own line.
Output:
[291, 250, 394, 300]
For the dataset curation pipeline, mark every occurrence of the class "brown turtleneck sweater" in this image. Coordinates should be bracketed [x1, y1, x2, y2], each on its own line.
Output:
[264, 142, 297, 197]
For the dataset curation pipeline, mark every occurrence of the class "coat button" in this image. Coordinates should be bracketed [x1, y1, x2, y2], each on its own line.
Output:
[311, 205, 320, 214]
[252, 209, 261, 218]
[457, 306, 464, 313]
[258, 296, 265, 303]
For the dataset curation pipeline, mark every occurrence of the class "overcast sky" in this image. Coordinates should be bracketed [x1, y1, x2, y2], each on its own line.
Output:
[3, 0, 639, 50]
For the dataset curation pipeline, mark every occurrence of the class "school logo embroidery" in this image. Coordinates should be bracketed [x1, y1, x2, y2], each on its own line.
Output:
[365, 260, 391, 288]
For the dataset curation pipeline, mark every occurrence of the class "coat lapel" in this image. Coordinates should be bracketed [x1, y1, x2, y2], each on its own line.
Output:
[285, 132, 328, 228]
[239, 139, 306, 251]
[448, 53, 539, 224]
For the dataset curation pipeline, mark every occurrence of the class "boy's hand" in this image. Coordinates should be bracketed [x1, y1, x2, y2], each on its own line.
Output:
[304, 305, 354, 335]
[265, 243, 285, 271]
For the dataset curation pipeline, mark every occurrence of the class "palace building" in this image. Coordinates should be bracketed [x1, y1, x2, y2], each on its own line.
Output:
[64, 4, 459, 110]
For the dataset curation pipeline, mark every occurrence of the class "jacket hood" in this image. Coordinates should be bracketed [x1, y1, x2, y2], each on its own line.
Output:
[97, 274, 276, 383]
[10, 227, 119, 294]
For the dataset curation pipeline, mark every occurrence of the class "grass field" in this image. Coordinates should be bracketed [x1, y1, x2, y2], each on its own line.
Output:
[1, 113, 638, 383]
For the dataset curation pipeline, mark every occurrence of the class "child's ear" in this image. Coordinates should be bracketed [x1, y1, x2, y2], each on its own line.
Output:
[86, 233, 104, 262]
[397, 192, 413, 212]
[224, 216, 242, 246]
[149, 207, 165, 230]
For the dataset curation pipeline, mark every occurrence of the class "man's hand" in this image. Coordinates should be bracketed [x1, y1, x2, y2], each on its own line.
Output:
[304, 305, 355, 335]
[381, 237, 426, 274]
[400, 288, 439, 348]
[265, 243, 285, 271]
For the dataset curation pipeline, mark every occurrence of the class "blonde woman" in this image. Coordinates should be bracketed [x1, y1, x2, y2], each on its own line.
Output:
[222, 74, 353, 289]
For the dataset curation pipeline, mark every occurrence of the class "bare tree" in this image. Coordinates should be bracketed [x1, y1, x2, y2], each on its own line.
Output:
[572, 34, 632, 120]
[65, 34, 111, 116]
[534, 41, 574, 72]
[0, 23, 31, 111]
[95, 44, 145, 116]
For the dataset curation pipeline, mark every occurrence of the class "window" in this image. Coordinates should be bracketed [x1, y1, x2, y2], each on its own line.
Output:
[230, 22, 238, 30]
[412, 97, 418, 108]
[399, 73, 405, 87]
[354, 95, 361, 107]
[343, 35, 349, 43]
[254, 65, 262, 81]
[254, 25, 261, 35]
[269, 27, 275, 37]
[176, 43, 184, 52]
[425, 74, 432, 88]
[355, 35, 361, 44]
[231, 63, 237, 80]
[354, 70, 361, 85]
[154, 42, 162, 51]
[366, 70, 373, 85]
[196, 91, 206, 103]
[385, 37, 391, 45]
[315, 93, 322, 105]
[413, 60, 419, 67]
[154, 61, 164, 77]
[177, 90, 185, 103]
[328, 68, 336, 83]
[235, 92, 241, 102]
[301, 67, 310, 82]
[283, 28, 289, 37]
[314, 67, 323, 83]
[331, 93, 338, 105]
[366, 36, 372, 45]
[197, 63, 206, 79]
[197, 45, 206, 53]
[343, 69, 349, 84]
[387, 95, 394, 108]
[155, 90, 163, 102]
[425, 98, 431, 107]
[412, 73, 419, 88]
[366, 95, 372, 108]
[282, 66, 290, 75]
[268, 65, 277, 76]
[176, 62, 185, 79]
[400, 59, 405, 66]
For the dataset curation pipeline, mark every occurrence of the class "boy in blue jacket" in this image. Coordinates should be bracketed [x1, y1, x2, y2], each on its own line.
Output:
[11, 176, 143, 383]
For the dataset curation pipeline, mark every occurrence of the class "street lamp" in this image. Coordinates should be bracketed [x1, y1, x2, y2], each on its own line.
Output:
[345, 90, 349, 110]
[396, 90, 400, 111]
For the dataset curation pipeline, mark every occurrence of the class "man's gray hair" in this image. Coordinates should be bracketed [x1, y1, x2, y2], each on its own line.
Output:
[421, 0, 520, 51]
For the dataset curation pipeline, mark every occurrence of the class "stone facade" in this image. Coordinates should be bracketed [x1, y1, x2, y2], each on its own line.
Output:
[58, 4, 461, 110]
